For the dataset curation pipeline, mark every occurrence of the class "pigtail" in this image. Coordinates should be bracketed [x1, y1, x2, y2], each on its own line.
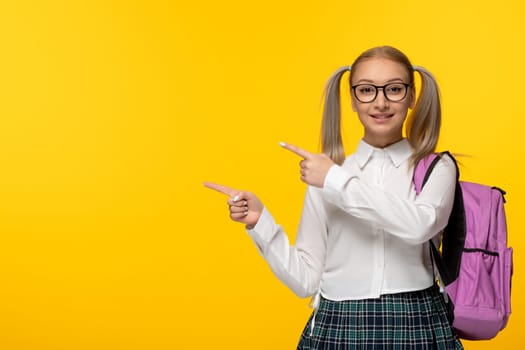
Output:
[406, 66, 442, 166]
[321, 66, 350, 165]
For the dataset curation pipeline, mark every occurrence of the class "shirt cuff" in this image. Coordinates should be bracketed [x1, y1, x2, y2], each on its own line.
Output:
[246, 207, 278, 250]
[323, 164, 354, 204]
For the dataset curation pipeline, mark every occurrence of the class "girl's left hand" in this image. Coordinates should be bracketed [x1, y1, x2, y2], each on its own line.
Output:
[280, 142, 335, 188]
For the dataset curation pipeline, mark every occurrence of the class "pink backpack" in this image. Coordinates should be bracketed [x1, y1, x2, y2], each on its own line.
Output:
[414, 152, 513, 340]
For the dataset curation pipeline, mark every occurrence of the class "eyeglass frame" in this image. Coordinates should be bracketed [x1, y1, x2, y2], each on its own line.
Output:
[351, 82, 412, 103]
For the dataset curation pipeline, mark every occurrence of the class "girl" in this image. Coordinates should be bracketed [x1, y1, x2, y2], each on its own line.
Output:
[205, 46, 463, 349]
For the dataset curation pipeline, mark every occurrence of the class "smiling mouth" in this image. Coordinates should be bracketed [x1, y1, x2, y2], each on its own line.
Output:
[371, 114, 394, 119]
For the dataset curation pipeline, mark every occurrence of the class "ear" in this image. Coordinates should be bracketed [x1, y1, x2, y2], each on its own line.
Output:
[351, 93, 357, 112]
[409, 86, 416, 109]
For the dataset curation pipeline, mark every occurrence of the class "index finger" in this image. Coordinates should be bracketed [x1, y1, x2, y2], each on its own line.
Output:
[280, 142, 311, 159]
[203, 182, 238, 197]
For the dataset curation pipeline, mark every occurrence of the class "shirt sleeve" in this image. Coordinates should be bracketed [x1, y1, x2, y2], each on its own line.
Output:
[322, 154, 457, 244]
[246, 187, 328, 298]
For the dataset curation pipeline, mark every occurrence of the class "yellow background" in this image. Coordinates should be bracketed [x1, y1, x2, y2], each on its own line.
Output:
[0, 0, 522, 349]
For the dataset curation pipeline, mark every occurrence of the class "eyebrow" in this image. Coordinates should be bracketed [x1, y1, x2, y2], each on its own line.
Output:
[355, 78, 405, 84]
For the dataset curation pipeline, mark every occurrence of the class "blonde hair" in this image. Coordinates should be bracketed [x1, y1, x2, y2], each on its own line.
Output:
[321, 46, 441, 166]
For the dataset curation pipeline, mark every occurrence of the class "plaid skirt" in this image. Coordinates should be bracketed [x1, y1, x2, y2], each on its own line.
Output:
[297, 285, 463, 350]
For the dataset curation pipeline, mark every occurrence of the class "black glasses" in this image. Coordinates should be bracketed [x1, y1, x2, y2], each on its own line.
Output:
[351, 83, 411, 103]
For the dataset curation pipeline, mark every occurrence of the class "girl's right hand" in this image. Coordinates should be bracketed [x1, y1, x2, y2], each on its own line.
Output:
[204, 182, 264, 229]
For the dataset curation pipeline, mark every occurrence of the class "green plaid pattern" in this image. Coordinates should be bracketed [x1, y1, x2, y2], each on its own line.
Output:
[298, 285, 463, 349]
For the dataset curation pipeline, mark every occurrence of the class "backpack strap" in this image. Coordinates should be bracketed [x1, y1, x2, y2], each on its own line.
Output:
[414, 153, 442, 195]
[414, 151, 466, 286]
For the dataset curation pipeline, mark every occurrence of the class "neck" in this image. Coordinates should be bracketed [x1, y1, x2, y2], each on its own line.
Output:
[363, 135, 403, 149]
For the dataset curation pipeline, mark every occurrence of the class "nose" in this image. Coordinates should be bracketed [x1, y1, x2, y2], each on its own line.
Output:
[374, 88, 389, 108]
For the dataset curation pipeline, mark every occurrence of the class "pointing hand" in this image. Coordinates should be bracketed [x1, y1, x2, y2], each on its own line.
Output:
[280, 142, 335, 188]
[203, 182, 264, 228]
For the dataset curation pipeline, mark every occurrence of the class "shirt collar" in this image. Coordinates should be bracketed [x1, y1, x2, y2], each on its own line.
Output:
[354, 138, 413, 169]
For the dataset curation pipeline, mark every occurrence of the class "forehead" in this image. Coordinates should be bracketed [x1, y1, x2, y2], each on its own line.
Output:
[351, 58, 409, 84]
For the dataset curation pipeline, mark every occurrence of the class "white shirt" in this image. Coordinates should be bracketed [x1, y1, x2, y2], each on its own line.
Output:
[247, 138, 457, 301]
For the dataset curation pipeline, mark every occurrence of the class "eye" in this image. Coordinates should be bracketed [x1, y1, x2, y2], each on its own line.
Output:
[386, 84, 404, 94]
[357, 85, 375, 95]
